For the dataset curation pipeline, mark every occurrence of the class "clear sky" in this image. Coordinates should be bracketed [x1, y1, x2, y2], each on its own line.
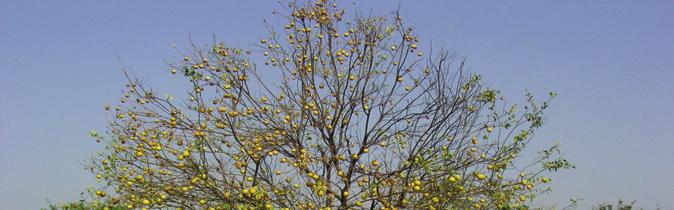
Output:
[1, 0, 673, 209]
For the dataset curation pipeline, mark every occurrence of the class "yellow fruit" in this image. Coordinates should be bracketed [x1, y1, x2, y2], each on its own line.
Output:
[475, 173, 486, 180]
[95, 190, 106, 197]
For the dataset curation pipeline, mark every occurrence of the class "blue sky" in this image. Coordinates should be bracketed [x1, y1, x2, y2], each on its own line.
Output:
[1, 0, 673, 209]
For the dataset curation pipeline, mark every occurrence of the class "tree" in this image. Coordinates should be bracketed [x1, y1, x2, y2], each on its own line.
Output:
[593, 199, 646, 210]
[87, 0, 573, 209]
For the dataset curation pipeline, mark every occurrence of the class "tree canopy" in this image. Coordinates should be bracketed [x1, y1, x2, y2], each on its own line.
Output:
[85, 0, 572, 209]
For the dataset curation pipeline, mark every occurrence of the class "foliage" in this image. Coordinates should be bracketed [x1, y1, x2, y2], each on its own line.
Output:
[592, 200, 642, 210]
[85, 0, 571, 209]
[42, 199, 127, 210]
